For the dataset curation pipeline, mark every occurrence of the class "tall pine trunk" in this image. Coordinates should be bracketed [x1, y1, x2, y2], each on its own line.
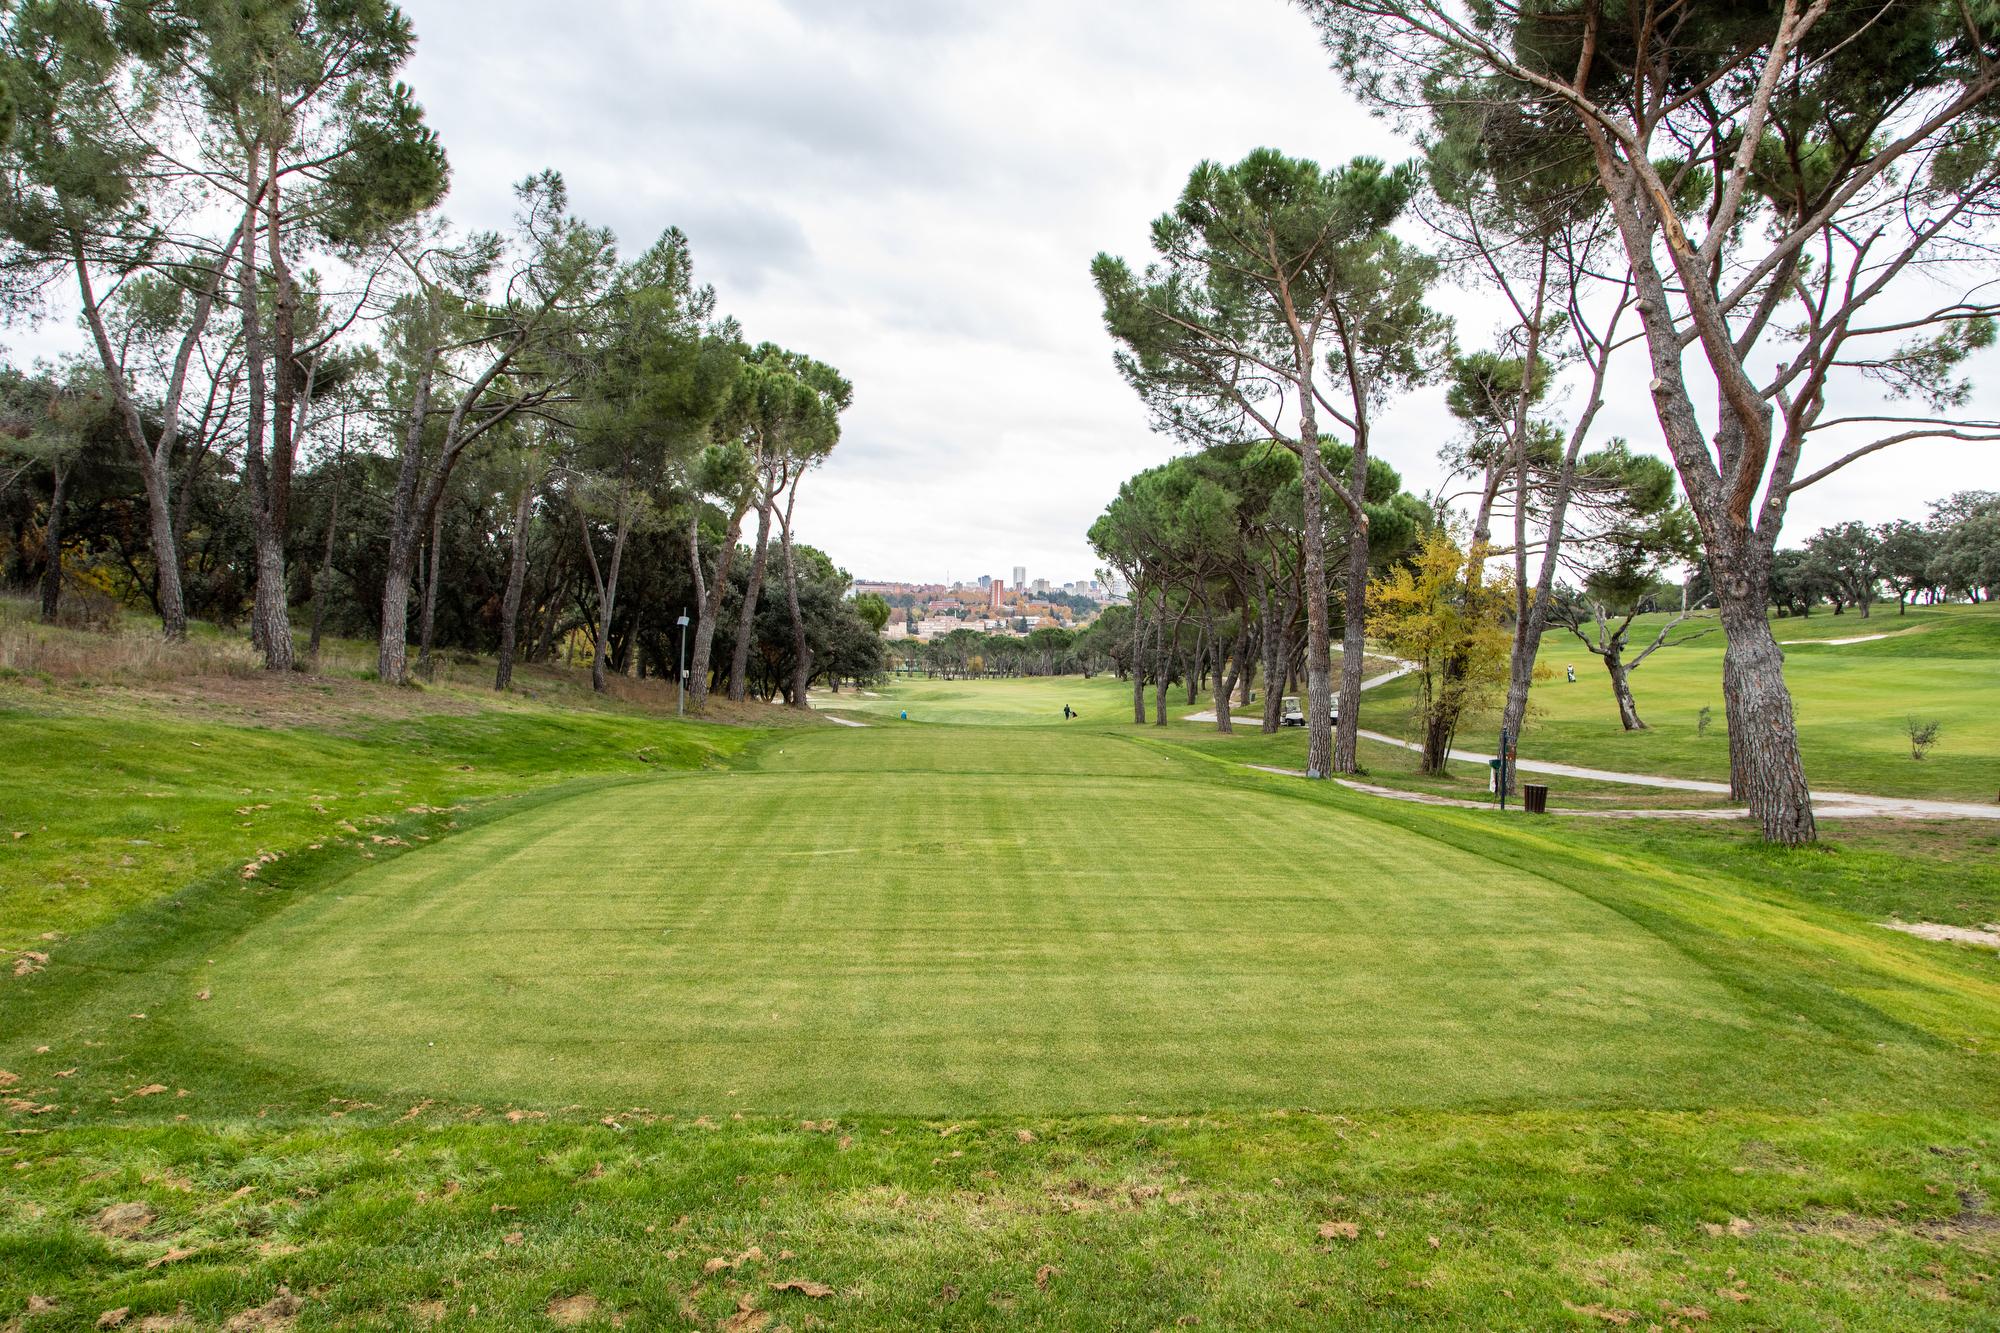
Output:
[416, 502, 444, 681]
[1718, 578, 1815, 842]
[308, 459, 341, 662]
[1130, 595, 1147, 724]
[579, 500, 634, 696]
[38, 460, 68, 623]
[1295, 441, 1334, 778]
[377, 352, 437, 685]
[1334, 522, 1370, 768]
[778, 479, 810, 708]
[1213, 619, 1248, 734]
[495, 484, 533, 691]
[687, 500, 747, 711]
[727, 493, 773, 703]
[142, 456, 189, 640]
[240, 146, 299, 673]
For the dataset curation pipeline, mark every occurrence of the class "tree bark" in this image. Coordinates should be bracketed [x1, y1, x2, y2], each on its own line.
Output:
[1152, 591, 1171, 726]
[416, 500, 444, 681]
[1718, 581, 1816, 843]
[377, 344, 438, 685]
[1131, 594, 1148, 723]
[1213, 618, 1249, 734]
[778, 474, 811, 708]
[38, 458, 68, 623]
[239, 144, 299, 673]
[727, 490, 774, 703]
[140, 454, 189, 640]
[1603, 648, 1646, 731]
[308, 453, 341, 662]
[687, 497, 748, 711]
[1335, 521, 1370, 769]
[1296, 446, 1335, 777]
[70, 212, 246, 642]
[1420, 695, 1456, 774]
[578, 495, 633, 695]
[494, 484, 532, 692]
[1259, 599, 1280, 732]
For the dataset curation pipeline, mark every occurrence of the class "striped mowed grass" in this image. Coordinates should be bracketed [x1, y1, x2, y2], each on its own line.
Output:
[191, 723, 1975, 1116]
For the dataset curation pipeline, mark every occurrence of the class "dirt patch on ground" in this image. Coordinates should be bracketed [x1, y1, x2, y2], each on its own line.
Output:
[1795, 1192, 2000, 1248]
[1882, 921, 2000, 949]
[91, 1202, 154, 1238]
[219, 1288, 300, 1331]
[546, 1293, 601, 1326]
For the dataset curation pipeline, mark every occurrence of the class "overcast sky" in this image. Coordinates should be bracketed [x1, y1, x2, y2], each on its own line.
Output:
[27, 0, 1998, 585]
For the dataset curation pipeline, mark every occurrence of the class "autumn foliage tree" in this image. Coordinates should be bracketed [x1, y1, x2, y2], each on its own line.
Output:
[1367, 529, 1513, 774]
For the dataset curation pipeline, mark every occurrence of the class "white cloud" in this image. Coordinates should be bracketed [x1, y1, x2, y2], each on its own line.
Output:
[24, 0, 1983, 586]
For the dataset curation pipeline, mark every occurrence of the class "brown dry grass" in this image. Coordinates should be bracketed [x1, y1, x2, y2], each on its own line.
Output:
[0, 592, 827, 732]
[0, 600, 265, 684]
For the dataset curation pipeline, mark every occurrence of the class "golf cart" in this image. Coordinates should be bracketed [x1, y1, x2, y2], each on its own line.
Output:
[1279, 695, 1338, 728]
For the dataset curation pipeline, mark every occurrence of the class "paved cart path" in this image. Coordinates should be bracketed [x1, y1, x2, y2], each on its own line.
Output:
[1217, 660, 2000, 821]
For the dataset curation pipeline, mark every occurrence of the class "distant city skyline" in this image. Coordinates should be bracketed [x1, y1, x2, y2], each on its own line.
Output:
[852, 569, 1115, 595]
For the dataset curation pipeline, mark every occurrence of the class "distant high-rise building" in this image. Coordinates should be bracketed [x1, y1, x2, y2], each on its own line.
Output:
[977, 574, 990, 589]
[989, 580, 1003, 610]
[1012, 565, 1026, 591]
[1032, 577, 1050, 594]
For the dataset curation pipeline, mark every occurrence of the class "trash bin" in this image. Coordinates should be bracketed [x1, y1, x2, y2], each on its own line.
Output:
[1522, 783, 1549, 814]
[1488, 757, 1503, 793]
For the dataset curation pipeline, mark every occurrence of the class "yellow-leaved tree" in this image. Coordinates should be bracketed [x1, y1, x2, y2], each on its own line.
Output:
[1366, 531, 1513, 775]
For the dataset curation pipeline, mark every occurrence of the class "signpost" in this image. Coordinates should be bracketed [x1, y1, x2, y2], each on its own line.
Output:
[675, 610, 690, 716]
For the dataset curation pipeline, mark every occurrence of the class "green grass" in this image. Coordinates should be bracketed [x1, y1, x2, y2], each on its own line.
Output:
[187, 727, 1800, 1113]
[0, 678, 751, 955]
[1364, 602, 2000, 802]
[5, 660, 2000, 1328]
[822, 674, 1144, 726]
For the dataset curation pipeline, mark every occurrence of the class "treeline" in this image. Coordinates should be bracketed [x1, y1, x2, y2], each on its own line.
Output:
[888, 618, 1133, 681]
[1090, 376, 1683, 766]
[1769, 494, 2000, 618]
[1091, 0, 2000, 844]
[0, 1, 882, 705]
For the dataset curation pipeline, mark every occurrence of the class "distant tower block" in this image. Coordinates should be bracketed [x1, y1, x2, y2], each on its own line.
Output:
[1013, 565, 1026, 591]
[989, 579, 1004, 610]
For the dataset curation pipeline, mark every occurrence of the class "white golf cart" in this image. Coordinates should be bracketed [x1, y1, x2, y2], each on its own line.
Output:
[1279, 695, 1339, 728]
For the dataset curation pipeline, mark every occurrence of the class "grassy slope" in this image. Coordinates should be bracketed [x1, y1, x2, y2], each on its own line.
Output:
[1365, 602, 2000, 801]
[866, 608, 2000, 804]
[0, 677, 756, 956]
[3, 667, 2000, 1328]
